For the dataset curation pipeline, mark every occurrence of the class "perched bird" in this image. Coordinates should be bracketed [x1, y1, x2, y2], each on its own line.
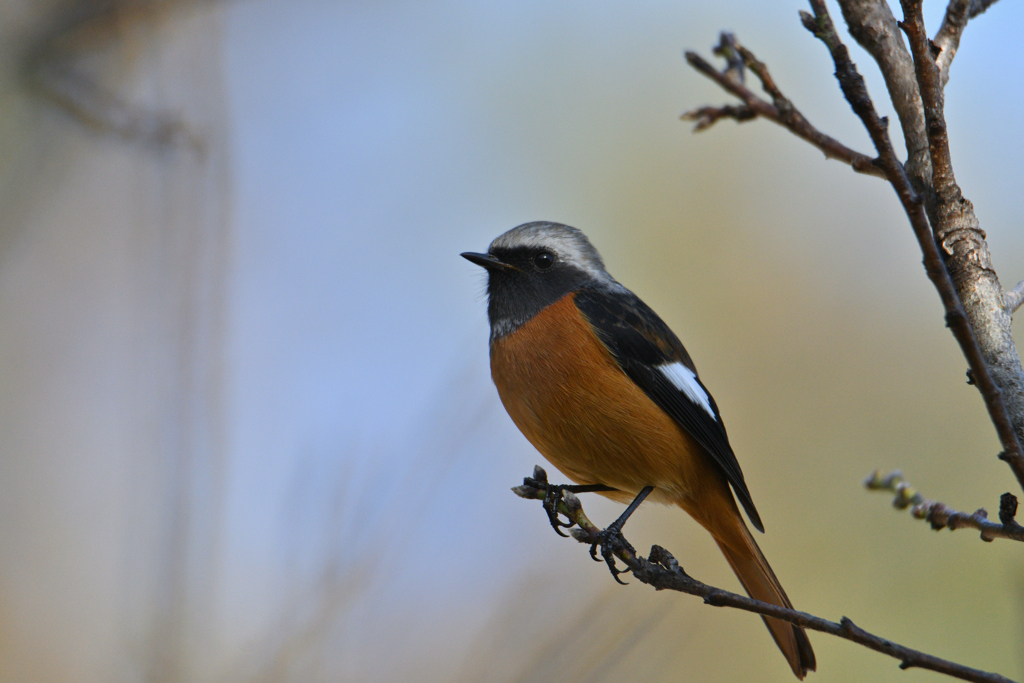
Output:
[462, 221, 815, 679]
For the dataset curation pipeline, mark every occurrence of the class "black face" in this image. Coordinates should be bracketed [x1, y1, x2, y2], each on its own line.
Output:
[481, 245, 593, 340]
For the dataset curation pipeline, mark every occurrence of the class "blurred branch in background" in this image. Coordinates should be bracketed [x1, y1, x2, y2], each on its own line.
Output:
[219, 363, 489, 683]
[20, 0, 218, 150]
[1, 2, 231, 681]
[514, 469, 1017, 683]
[456, 578, 675, 683]
[864, 470, 1024, 543]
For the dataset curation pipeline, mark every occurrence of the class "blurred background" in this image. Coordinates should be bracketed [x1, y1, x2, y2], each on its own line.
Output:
[1, 1, 1022, 682]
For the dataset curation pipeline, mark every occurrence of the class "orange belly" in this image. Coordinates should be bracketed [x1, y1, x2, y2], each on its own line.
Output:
[491, 293, 813, 678]
[490, 293, 721, 507]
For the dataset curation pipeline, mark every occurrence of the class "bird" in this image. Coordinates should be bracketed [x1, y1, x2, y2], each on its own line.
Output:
[462, 221, 816, 679]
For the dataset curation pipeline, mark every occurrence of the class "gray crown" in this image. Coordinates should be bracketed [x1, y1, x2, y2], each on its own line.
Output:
[490, 221, 613, 283]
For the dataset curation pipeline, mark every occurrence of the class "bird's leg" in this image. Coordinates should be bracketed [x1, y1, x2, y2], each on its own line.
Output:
[589, 485, 654, 584]
[522, 466, 615, 537]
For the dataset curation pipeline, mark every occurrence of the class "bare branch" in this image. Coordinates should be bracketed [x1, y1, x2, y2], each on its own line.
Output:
[683, 3, 1024, 493]
[838, 3, 1024, 456]
[711, 31, 746, 84]
[796, 1, 1024, 493]
[819, 5, 1024, 488]
[683, 37, 883, 177]
[20, 0, 211, 151]
[513, 471, 1018, 683]
[933, 0, 1001, 88]
[1003, 281, 1024, 315]
[865, 470, 1024, 542]
[837, 0, 931, 186]
[968, 0, 1001, 18]
[898, 0, 1024, 492]
[683, 103, 758, 131]
[26, 64, 203, 150]
[934, 0, 971, 87]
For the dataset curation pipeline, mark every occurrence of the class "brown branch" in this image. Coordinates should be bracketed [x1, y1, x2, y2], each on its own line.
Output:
[684, 7, 1024, 494]
[711, 31, 746, 85]
[683, 5, 1024, 494]
[513, 470, 1018, 683]
[899, 0, 953, 201]
[683, 103, 757, 131]
[794, 1, 1024, 494]
[682, 34, 883, 178]
[837, 0, 931, 186]
[838, 0, 1014, 432]
[865, 470, 1024, 542]
[896, 0, 1024, 493]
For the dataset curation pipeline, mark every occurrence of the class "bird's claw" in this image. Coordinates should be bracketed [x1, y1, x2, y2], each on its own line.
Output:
[519, 466, 641, 583]
[542, 487, 576, 536]
[587, 524, 636, 584]
[523, 466, 578, 536]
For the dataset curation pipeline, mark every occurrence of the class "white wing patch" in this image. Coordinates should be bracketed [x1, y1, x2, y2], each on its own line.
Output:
[658, 362, 715, 418]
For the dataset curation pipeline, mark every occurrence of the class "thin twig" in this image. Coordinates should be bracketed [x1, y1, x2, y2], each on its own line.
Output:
[712, 31, 746, 85]
[513, 469, 1018, 683]
[683, 103, 757, 131]
[683, 35, 883, 178]
[899, 0, 955, 202]
[1003, 281, 1024, 315]
[837, 0, 931, 186]
[897, 0, 1024, 493]
[934, 0, 972, 88]
[968, 0, 1001, 18]
[932, 0, 1007, 92]
[864, 470, 1024, 542]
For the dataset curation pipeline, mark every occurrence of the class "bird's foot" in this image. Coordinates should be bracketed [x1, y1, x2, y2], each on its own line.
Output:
[581, 518, 638, 584]
[511, 467, 644, 584]
[520, 466, 578, 536]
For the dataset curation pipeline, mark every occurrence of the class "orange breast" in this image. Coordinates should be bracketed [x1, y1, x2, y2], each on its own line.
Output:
[490, 293, 717, 506]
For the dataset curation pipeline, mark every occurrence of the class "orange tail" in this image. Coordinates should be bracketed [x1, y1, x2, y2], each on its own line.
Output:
[712, 518, 816, 679]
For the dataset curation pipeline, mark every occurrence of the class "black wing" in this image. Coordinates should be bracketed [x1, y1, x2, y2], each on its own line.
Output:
[574, 286, 764, 532]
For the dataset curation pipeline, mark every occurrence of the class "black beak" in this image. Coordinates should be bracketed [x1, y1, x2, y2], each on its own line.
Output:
[461, 251, 512, 270]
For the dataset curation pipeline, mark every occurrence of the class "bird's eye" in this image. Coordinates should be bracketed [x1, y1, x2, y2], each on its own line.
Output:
[533, 251, 555, 270]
